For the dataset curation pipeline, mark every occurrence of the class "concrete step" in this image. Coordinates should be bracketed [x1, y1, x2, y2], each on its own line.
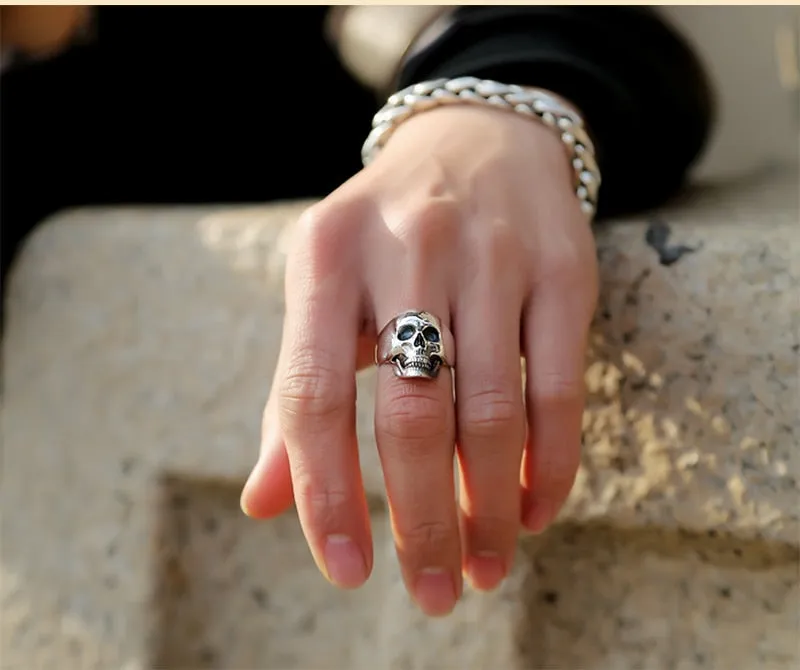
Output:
[2, 169, 797, 669]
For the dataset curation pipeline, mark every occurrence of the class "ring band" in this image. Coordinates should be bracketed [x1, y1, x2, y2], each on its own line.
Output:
[375, 310, 455, 380]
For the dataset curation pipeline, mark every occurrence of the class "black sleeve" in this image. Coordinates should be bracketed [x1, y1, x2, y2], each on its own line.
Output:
[397, 6, 715, 218]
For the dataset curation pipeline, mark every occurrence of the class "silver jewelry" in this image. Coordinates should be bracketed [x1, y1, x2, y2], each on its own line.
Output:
[376, 311, 454, 380]
[361, 76, 601, 218]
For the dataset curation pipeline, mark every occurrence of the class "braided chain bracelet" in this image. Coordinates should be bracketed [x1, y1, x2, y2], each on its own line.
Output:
[361, 77, 601, 218]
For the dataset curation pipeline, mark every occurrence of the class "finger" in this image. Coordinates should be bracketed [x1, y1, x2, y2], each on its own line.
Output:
[521, 281, 593, 534]
[240, 374, 294, 519]
[240, 331, 376, 520]
[454, 228, 526, 591]
[277, 207, 372, 589]
[374, 298, 460, 617]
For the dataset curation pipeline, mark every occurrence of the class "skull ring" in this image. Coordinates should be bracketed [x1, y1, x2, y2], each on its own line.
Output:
[375, 310, 454, 380]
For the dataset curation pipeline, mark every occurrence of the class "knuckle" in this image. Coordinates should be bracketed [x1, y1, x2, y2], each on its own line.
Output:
[296, 204, 337, 250]
[379, 390, 450, 447]
[539, 446, 580, 492]
[531, 231, 598, 319]
[530, 370, 583, 405]
[466, 513, 520, 542]
[542, 248, 583, 284]
[535, 233, 587, 287]
[294, 200, 363, 271]
[293, 478, 354, 527]
[395, 197, 461, 247]
[398, 519, 453, 550]
[278, 355, 352, 427]
[460, 388, 523, 441]
[478, 219, 520, 264]
[297, 200, 354, 240]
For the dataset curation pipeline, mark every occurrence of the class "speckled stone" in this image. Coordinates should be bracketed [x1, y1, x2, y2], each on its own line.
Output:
[2, 169, 798, 669]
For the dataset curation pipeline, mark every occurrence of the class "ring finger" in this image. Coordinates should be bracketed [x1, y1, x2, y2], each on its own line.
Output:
[454, 252, 526, 591]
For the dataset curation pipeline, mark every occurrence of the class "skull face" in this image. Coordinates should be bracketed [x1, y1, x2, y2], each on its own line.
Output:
[388, 313, 444, 378]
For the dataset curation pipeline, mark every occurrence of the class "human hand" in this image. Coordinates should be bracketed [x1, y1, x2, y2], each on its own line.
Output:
[241, 104, 599, 616]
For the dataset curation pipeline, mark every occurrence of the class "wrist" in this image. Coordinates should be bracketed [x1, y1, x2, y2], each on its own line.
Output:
[363, 78, 601, 216]
[368, 104, 584, 224]
[381, 104, 565, 167]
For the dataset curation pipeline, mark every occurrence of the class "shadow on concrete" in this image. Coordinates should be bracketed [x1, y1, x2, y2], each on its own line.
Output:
[516, 521, 799, 670]
[148, 475, 387, 670]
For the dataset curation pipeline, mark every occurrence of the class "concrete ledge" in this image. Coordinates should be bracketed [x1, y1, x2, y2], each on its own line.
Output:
[2, 170, 798, 669]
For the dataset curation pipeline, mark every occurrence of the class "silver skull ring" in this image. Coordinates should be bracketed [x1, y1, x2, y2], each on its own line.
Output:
[375, 310, 454, 380]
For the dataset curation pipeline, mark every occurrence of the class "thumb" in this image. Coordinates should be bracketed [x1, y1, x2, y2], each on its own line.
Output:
[240, 395, 294, 519]
[241, 440, 294, 519]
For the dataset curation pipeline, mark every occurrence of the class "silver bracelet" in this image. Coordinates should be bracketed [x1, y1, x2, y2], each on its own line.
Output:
[361, 77, 601, 218]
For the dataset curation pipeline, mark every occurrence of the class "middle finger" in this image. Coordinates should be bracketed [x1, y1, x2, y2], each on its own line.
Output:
[373, 295, 461, 617]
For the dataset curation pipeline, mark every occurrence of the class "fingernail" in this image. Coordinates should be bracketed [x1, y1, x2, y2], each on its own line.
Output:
[239, 490, 253, 517]
[239, 467, 259, 517]
[324, 535, 367, 589]
[466, 552, 507, 591]
[413, 568, 457, 616]
[524, 498, 553, 535]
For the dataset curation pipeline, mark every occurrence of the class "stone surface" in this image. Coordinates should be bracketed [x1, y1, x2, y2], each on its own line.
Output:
[2, 168, 798, 669]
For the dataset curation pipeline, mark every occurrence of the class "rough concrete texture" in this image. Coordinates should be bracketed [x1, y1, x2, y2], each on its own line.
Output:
[2, 168, 798, 669]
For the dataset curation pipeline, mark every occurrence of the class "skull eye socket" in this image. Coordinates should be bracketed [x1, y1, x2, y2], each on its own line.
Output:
[423, 326, 440, 343]
[397, 324, 416, 341]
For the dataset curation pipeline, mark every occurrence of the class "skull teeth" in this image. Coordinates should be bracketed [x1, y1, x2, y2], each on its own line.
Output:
[400, 358, 438, 372]
[391, 353, 442, 374]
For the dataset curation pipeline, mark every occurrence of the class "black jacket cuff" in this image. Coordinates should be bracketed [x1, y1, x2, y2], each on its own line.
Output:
[398, 6, 715, 218]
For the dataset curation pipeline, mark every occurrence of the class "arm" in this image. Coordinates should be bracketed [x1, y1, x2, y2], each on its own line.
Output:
[327, 6, 715, 218]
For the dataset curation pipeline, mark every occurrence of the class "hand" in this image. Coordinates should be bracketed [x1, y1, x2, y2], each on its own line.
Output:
[240, 105, 599, 616]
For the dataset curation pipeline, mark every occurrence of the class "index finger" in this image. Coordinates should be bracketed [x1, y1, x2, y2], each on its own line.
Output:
[277, 207, 373, 589]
